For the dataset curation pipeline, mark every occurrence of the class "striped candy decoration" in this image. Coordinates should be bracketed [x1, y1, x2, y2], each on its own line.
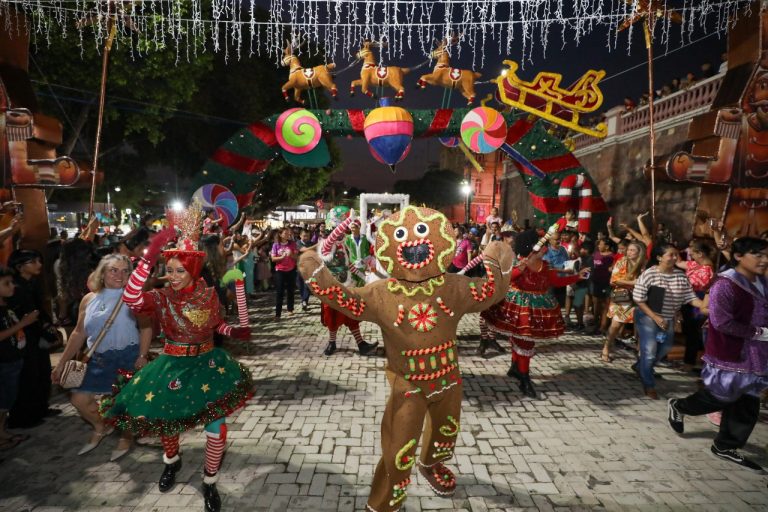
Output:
[394, 304, 405, 327]
[396, 239, 435, 270]
[401, 339, 455, 356]
[435, 297, 455, 317]
[557, 173, 593, 233]
[408, 303, 438, 332]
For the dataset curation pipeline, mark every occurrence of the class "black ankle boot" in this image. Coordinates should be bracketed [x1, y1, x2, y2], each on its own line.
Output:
[477, 338, 488, 356]
[488, 338, 506, 353]
[158, 459, 182, 492]
[203, 482, 221, 512]
[357, 340, 379, 356]
[507, 361, 523, 381]
[323, 342, 337, 356]
[519, 374, 537, 399]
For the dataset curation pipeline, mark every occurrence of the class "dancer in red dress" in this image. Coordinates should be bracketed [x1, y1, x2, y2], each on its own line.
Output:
[482, 228, 589, 398]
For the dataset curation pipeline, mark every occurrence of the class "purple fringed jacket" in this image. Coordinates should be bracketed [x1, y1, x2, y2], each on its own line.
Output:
[701, 269, 768, 400]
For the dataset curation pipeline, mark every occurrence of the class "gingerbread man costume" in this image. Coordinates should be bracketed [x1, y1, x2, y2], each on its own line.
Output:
[299, 206, 513, 511]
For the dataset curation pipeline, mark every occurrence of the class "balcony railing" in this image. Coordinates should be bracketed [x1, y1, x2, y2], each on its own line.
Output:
[570, 72, 724, 152]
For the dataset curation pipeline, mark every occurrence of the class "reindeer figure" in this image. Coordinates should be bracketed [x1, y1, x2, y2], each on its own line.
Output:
[281, 43, 338, 104]
[350, 41, 410, 100]
[417, 37, 481, 105]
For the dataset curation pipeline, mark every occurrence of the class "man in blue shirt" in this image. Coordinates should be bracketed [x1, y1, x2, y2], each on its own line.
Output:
[542, 232, 571, 307]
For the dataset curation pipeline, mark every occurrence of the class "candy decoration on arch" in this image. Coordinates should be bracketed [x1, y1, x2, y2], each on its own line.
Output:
[192, 184, 239, 227]
[275, 108, 322, 154]
[363, 100, 414, 172]
[460, 106, 507, 154]
[557, 173, 594, 234]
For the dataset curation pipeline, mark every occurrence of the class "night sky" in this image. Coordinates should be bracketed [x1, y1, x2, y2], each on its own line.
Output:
[330, 19, 727, 191]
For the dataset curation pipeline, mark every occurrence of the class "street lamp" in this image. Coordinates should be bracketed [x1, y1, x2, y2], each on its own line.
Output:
[460, 180, 472, 224]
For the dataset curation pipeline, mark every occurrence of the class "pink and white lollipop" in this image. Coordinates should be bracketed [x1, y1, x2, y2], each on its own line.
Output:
[275, 108, 322, 154]
[192, 184, 239, 227]
[460, 106, 507, 154]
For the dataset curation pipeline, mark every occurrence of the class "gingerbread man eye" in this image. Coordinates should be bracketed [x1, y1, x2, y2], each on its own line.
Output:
[413, 222, 430, 238]
[393, 227, 408, 242]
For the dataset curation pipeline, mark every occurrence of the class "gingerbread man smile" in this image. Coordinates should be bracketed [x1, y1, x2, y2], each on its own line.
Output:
[396, 239, 435, 269]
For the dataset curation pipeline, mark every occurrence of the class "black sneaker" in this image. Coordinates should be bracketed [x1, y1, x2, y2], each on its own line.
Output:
[667, 398, 684, 434]
[710, 445, 765, 473]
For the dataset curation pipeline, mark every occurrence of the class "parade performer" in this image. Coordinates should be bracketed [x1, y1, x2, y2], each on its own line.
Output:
[344, 219, 372, 287]
[318, 207, 378, 356]
[299, 205, 513, 512]
[481, 228, 589, 398]
[667, 237, 768, 472]
[100, 207, 252, 512]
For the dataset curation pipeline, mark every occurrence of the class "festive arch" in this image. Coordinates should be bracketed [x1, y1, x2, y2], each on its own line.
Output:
[196, 108, 608, 231]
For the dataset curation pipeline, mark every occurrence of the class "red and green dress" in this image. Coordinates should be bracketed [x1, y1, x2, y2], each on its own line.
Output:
[100, 279, 253, 437]
[481, 262, 580, 355]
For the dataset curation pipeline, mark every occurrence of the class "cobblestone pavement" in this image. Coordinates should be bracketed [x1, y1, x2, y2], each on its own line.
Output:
[2, 291, 768, 512]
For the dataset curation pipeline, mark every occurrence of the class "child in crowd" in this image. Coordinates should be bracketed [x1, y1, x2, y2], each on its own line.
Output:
[0, 266, 37, 450]
[296, 229, 314, 311]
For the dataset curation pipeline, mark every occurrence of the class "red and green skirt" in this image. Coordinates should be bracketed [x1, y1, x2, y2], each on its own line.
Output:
[481, 288, 565, 339]
[99, 347, 253, 438]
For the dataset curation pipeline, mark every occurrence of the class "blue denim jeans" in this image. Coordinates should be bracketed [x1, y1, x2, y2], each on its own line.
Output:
[635, 309, 676, 389]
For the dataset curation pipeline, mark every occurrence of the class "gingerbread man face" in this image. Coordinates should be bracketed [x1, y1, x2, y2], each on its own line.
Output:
[375, 206, 456, 281]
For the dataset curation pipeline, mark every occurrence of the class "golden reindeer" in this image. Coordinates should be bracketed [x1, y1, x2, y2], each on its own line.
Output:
[350, 41, 410, 100]
[280, 43, 338, 104]
[417, 36, 481, 105]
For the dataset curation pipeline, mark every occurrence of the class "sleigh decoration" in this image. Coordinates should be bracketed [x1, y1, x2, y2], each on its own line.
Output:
[495, 60, 607, 139]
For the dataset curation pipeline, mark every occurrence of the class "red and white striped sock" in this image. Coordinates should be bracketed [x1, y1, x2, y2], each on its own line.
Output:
[328, 330, 337, 344]
[204, 424, 227, 479]
[161, 435, 180, 463]
[479, 318, 490, 340]
[350, 326, 365, 344]
[234, 279, 249, 327]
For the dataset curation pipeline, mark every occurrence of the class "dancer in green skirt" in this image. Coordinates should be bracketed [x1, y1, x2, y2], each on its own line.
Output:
[100, 220, 252, 512]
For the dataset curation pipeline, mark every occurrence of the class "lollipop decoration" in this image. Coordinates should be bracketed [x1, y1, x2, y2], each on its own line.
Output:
[275, 108, 322, 154]
[460, 106, 507, 154]
[192, 184, 239, 227]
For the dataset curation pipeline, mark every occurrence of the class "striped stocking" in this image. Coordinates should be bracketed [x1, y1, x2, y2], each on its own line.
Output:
[204, 424, 227, 481]
[350, 326, 365, 344]
[479, 318, 490, 341]
[160, 435, 180, 463]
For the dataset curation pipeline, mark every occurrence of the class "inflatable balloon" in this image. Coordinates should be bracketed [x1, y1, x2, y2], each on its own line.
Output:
[192, 184, 239, 227]
[460, 106, 507, 154]
[439, 136, 460, 148]
[363, 101, 414, 172]
[275, 108, 322, 154]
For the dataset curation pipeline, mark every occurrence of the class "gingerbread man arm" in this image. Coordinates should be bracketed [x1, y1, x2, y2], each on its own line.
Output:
[447, 241, 513, 315]
[298, 250, 379, 323]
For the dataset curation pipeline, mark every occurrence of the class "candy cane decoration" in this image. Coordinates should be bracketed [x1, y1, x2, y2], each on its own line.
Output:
[458, 254, 483, 275]
[321, 215, 355, 256]
[557, 174, 593, 233]
[435, 297, 454, 317]
[393, 304, 405, 327]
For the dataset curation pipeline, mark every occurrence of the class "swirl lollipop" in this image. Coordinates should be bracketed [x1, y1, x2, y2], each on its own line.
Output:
[275, 108, 322, 155]
[460, 106, 507, 154]
[192, 184, 239, 227]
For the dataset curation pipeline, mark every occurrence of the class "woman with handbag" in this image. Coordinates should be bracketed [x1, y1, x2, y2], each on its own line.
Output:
[633, 243, 707, 399]
[601, 241, 646, 362]
[100, 215, 252, 512]
[52, 254, 152, 461]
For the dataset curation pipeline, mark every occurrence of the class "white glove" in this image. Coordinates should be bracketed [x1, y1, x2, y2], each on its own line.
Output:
[755, 327, 768, 341]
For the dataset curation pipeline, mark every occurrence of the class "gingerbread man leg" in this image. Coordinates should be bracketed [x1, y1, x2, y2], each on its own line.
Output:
[366, 377, 428, 512]
[417, 383, 462, 497]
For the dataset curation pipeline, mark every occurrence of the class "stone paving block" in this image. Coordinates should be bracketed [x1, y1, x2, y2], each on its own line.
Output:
[2, 294, 768, 511]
